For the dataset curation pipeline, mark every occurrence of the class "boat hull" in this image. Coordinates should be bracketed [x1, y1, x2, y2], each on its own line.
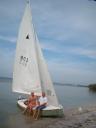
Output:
[17, 99, 64, 117]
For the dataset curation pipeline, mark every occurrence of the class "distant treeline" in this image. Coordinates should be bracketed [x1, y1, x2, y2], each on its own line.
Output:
[88, 84, 96, 92]
[54, 82, 87, 87]
[0, 77, 12, 82]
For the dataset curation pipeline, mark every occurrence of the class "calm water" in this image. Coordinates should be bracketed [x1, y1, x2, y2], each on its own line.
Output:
[0, 80, 96, 128]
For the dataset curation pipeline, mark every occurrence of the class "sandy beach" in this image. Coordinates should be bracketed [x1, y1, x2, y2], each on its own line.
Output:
[10, 104, 96, 128]
[32, 104, 96, 128]
[46, 104, 96, 128]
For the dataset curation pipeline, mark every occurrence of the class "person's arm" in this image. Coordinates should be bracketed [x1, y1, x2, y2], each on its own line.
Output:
[42, 102, 47, 106]
[44, 97, 48, 106]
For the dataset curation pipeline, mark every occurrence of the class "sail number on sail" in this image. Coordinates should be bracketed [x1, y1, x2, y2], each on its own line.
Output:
[19, 56, 28, 66]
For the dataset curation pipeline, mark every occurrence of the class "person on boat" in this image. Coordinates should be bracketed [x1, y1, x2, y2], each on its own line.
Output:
[23, 92, 37, 115]
[32, 92, 48, 120]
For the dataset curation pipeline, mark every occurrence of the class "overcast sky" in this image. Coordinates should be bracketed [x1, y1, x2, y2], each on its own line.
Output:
[0, 0, 96, 85]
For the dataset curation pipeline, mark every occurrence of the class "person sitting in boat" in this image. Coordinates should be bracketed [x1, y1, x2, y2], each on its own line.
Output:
[32, 92, 48, 120]
[23, 92, 37, 115]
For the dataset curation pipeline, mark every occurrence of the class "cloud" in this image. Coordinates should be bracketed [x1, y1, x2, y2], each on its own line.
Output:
[33, 0, 96, 39]
[69, 48, 96, 59]
[0, 35, 16, 43]
[48, 60, 96, 85]
[40, 38, 96, 60]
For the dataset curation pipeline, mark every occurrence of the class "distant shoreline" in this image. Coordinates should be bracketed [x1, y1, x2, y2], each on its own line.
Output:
[54, 82, 88, 87]
[0, 77, 12, 82]
[0, 77, 88, 87]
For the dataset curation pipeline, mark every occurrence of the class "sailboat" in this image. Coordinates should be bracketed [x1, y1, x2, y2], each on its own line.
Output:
[12, 0, 63, 117]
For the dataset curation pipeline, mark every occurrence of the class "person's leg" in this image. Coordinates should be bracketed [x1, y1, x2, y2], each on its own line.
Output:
[35, 105, 46, 120]
[29, 106, 32, 115]
[35, 109, 41, 120]
[32, 109, 37, 118]
[32, 106, 39, 119]
[23, 106, 29, 114]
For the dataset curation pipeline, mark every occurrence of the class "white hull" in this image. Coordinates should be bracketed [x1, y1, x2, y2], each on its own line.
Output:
[17, 99, 64, 117]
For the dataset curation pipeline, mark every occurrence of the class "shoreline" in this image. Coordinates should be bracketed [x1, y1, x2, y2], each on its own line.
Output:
[34, 104, 96, 128]
[13, 104, 96, 128]
[47, 104, 96, 128]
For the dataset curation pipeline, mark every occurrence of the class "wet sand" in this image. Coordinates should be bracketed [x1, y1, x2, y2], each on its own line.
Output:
[47, 104, 96, 128]
[8, 104, 96, 128]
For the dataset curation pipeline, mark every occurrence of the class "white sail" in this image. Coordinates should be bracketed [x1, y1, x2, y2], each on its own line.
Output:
[34, 34, 59, 106]
[12, 1, 42, 94]
[12, 0, 59, 107]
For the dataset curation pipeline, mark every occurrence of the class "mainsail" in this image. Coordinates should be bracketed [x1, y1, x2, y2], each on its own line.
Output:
[12, 0, 59, 106]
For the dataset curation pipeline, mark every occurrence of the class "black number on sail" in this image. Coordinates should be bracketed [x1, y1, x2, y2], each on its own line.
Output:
[19, 56, 28, 66]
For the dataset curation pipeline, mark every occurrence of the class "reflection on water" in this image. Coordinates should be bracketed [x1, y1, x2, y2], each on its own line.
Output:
[89, 88, 96, 94]
[0, 81, 96, 128]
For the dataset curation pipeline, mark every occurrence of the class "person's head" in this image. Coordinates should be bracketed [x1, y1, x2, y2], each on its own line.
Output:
[42, 92, 45, 97]
[31, 92, 34, 97]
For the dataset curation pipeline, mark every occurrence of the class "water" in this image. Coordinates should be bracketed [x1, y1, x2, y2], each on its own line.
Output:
[0, 80, 96, 127]
[56, 85, 96, 108]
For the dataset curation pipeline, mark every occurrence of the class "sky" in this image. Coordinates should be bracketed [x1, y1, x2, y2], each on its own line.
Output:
[0, 0, 96, 85]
